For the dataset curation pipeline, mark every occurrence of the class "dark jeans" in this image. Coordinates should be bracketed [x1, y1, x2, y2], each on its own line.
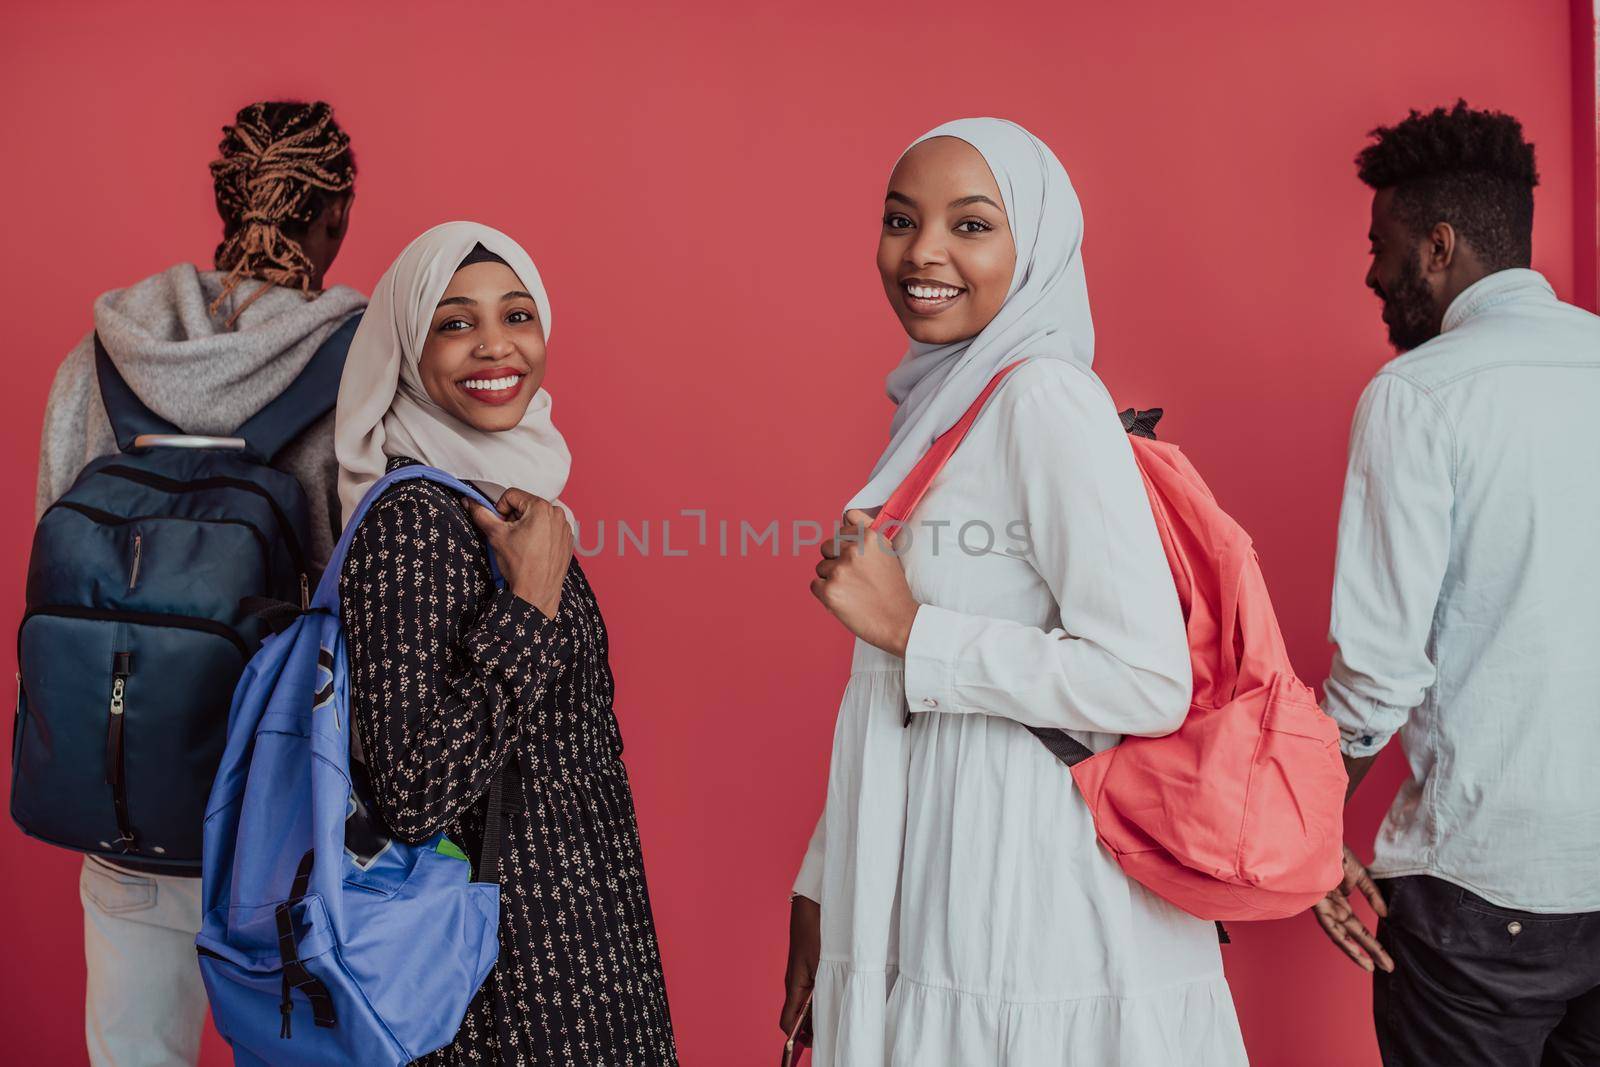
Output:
[1373, 875, 1600, 1066]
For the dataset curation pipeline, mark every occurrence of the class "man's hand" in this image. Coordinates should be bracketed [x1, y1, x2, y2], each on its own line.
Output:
[1311, 844, 1395, 973]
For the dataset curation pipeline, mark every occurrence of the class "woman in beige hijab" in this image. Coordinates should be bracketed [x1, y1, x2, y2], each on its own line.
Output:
[334, 221, 677, 1064]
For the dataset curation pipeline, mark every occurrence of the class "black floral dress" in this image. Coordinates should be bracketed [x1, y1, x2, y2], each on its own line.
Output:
[341, 458, 677, 1065]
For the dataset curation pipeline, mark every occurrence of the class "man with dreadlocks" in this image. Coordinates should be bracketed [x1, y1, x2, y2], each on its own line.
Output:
[34, 99, 364, 1067]
[1309, 100, 1600, 1065]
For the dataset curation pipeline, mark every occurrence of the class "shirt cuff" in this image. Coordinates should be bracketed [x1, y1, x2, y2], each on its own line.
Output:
[904, 603, 964, 716]
[463, 587, 571, 705]
[1322, 677, 1403, 757]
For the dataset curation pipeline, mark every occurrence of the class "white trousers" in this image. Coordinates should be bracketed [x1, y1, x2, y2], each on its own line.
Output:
[80, 856, 207, 1067]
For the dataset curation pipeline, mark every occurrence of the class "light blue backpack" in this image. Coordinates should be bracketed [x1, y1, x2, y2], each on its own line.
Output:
[197, 465, 508, 1066]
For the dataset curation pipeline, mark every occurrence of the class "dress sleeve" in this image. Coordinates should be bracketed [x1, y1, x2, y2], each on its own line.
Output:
[1322, 372, 1455, 757]
[341, 486, 571, 844]
[792, 813, 825, 902]
[901, 362, 1192, 736]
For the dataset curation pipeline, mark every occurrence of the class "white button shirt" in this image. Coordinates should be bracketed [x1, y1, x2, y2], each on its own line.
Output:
[1325, 269, 1600, 913]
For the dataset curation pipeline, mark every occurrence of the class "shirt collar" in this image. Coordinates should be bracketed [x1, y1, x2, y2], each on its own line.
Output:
[1441, 268, 1556, 334]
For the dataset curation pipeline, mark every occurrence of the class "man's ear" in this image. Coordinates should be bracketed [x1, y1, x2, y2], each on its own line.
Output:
[1426, 220, 1456, 274]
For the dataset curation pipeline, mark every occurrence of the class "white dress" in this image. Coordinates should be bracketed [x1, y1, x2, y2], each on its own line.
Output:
[795, 360, 1248, 1066]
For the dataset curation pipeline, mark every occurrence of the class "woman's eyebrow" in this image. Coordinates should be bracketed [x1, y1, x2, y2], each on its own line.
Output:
[436, 291, 534, 310]
[885, 191, 1002, 211]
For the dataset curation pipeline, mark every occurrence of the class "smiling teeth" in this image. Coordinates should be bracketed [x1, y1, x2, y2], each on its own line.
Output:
[463, 375, 522, 391]
[907, 284, 962, 300]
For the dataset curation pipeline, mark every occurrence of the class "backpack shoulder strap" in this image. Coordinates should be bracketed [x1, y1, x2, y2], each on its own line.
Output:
[94, 334, 181, 451]
[474, 763, 516, 883]
[235, 312, 363, 462]
[313, 463, 518, 883]
[871, 359, 1026, 540]
[312, 464, 502, 613]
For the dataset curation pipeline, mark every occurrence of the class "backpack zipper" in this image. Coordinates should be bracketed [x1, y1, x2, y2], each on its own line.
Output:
[23, 606, 249, 658]
[48, 502, 274, 592]
[94, 465, 308, 578]
[105, 652, 136, 852]
[128, 534, 143, 591]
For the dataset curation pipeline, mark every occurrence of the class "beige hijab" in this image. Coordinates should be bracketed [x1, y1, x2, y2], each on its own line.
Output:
[334, 221, 572, 528]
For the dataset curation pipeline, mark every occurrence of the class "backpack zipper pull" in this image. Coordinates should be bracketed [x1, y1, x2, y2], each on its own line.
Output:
[105, 676, 126, 788]
[299, 573, 309, 610]
[128, 533, 143, 591]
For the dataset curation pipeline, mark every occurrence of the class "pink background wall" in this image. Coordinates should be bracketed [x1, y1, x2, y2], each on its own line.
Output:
[1, 2, 1588, 1063]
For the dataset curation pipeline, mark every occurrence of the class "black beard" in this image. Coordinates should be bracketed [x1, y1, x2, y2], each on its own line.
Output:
[1380, 256, 1438, 351]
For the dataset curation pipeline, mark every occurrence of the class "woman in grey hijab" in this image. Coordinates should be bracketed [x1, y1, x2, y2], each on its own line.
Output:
[782, 119, 1247, 1066]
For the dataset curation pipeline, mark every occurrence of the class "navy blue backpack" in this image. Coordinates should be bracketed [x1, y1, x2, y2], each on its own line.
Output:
[12, 314, 360, 871]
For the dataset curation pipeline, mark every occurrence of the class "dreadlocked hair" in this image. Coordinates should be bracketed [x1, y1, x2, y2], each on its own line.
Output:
[210, 100, 356, 324]
[1355, 99, 1539, 272]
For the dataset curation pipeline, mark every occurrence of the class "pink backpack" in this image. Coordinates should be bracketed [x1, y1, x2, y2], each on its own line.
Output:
[873, 362, 1347, 922]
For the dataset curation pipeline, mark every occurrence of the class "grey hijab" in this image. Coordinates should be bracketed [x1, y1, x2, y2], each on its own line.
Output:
[849, 117, 1095, 510]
